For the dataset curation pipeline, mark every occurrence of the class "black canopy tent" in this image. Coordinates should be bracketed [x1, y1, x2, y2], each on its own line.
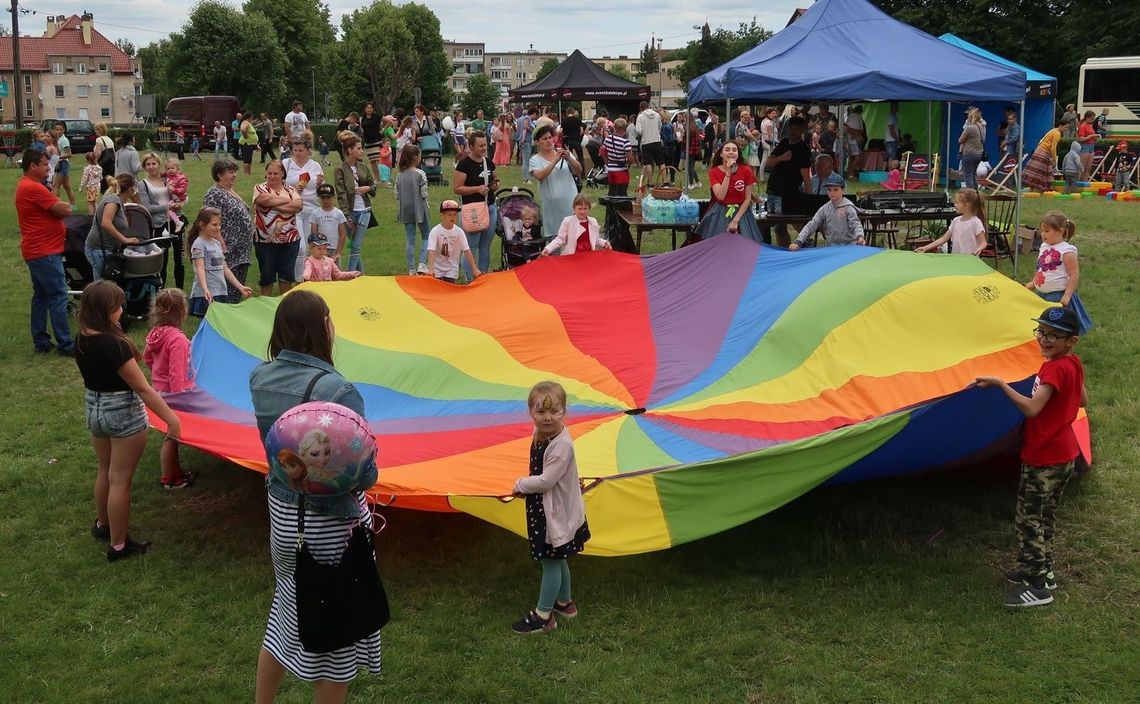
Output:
[508, 50, 651, 112]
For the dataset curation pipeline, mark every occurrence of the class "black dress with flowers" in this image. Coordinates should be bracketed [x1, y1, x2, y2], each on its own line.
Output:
[525, 437, 591, 561]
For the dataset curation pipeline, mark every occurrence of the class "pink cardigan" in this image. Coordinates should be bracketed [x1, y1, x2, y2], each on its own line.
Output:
[514, 428, 587, 548]
[543, 215, 609, 255]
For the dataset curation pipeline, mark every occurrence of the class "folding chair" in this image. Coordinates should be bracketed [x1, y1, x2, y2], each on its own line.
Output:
[979, 194, 1016, 267]
[983, 153, 1023, 196]
[901, 152, 939, 191]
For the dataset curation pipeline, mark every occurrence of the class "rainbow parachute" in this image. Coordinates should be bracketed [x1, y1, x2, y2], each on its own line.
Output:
[164, 236, 1089, 556]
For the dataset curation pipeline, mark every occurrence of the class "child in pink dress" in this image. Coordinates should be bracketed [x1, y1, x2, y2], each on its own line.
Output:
[303, 234, 362, 282]
[165, 158, 189, 229]
[883, 159, 904, 190]
[143, 289, 195, 489]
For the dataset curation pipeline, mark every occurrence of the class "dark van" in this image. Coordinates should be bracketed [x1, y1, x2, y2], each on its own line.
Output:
[40, 118, 96, 153]
[164, 96, 241, 146]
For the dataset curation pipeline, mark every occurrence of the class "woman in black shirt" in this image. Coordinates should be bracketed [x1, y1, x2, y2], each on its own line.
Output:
[359, 102, 384, 182]
[76, 281, 182, 561]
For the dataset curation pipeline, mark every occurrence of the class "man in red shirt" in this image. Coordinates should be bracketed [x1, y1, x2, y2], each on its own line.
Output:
[16, 148, 76, 356]
[976, 306, 1087, 608]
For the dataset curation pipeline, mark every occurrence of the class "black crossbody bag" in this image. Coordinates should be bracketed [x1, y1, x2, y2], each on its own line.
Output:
[292, 371, 390, 653]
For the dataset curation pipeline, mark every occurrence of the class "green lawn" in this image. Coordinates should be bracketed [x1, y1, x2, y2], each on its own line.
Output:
[1, 153, 1137, 703]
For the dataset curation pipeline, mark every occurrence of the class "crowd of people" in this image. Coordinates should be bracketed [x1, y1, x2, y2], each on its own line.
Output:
[11, 93, 1103, 701]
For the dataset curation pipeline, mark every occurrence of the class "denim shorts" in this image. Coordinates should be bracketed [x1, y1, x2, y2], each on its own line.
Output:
[1080, 144, 1094, 154]
[85, 390, 148, 439]
[59, 159, 72, 176]
[255, 240, 300, 286]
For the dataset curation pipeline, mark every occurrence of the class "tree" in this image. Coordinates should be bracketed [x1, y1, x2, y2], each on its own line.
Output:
[115, 38, 136, 57]
[536, 57, 561, 81]
[334, 1, 417, 115]
[244, 0, 335, 110]
[874, 0, 1140, 106]
[138, 39, 173, 108]
[609, 64, 631, 81]
[671, 19, 773, 94]
[459, 73, 500, 121]
[635, 43, 659, 78]
[165, 1, 289, 113]
[395, 3, 450, 110]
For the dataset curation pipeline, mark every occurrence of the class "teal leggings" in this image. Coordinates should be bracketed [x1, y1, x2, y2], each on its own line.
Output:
[538, 558, 572, 613]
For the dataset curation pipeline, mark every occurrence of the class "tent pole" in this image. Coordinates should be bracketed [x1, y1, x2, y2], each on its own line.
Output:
[945, 102, 952, 198]
[837, 102, 846, 179]
[926, 101, 932, 158]
[1014, 99, 1026, 277]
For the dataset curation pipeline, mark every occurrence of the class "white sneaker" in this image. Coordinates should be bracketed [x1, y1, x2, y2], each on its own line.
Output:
[416, 262, 429, 274]
[408, 268, 416, 276]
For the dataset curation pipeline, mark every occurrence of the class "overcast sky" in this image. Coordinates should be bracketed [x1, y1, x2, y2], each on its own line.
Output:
[28, 0, 807, 56]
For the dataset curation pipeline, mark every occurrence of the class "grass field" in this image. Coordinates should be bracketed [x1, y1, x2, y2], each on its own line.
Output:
[1, 152, 1138, 703]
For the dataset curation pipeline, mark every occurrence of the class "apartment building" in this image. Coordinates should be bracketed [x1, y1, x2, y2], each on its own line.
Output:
[444, 41, 565, 104]
[0, 13, 143, 125]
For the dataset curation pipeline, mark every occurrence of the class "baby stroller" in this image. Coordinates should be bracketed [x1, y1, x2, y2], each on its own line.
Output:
[419, 134, 443, 184]
[68, 204, 176, 324]
[585, 141, 608, 188]
[496, 187, 550, 270]
[63, 214, 96, 309]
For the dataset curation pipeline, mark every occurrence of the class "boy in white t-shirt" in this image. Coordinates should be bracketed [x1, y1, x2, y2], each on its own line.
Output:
[427, 200, 480, 284]
[310, 183, 348, 263]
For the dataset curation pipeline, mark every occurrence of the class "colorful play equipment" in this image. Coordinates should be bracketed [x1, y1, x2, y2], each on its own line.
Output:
[158, 237, 1090, 556]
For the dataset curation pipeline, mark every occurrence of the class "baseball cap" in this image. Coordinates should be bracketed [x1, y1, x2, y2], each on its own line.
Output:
[822, 172, 846, 189]
[1032, 306, 1079, 335]
[307, 233, 329, 247]
[440, 199, 461, 212]
[316, 183, 335, 198]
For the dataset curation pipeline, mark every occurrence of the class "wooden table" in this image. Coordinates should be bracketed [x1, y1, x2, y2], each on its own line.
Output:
[757, 208, 958, 249]
[615, 208, 699, 253]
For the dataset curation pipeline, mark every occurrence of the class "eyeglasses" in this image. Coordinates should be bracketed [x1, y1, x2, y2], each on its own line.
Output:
[1033, 327, 1072, 343]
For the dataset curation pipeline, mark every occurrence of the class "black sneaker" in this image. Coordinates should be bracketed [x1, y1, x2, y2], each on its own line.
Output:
[106, 537, 151, 562]
[511, 610, 557, 635]
[90, 521, 110, 541]
[34, 346, 54, 354]
[57, 347, 76, 358]
[1004, 569, 1057, 590]
[1004, 583, 1054, 608]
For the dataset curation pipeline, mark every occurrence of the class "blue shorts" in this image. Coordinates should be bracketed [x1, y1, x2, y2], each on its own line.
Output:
[85, 390, 147, 439]
[1080, 144, 1094, 154]
[254, 240, 300, 287]
[58, 159, 72, 176]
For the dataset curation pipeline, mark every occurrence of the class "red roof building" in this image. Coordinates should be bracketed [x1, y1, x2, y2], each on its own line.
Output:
[1, 13, 143, 125]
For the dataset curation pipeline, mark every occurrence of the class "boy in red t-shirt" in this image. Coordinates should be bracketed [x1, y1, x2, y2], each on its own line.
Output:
[976, 306, 1087, 608]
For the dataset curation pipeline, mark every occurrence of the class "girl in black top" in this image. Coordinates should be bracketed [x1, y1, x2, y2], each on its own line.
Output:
[76, 280, 182, 562]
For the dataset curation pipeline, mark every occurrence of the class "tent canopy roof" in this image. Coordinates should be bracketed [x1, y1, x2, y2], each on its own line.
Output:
[937, 33, 1056, 86]
[509, 49, 650, 102]
[688, 0, 1026, 104]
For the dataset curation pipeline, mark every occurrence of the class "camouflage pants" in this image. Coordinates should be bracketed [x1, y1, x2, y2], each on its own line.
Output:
[1014, 461, 1075, 577]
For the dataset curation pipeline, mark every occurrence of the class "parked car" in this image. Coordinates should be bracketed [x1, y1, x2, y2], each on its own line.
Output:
[164, 95, 241, 146]
[40, 118, 97, 153]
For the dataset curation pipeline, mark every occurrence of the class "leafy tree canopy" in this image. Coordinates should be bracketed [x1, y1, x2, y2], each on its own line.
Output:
[459, 73, 501, 120]
[670, 19, 772, 93]
[164, 2, 289, 113]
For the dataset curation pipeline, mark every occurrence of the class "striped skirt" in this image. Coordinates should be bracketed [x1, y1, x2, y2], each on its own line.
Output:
[263, 492, 382, 683]
[1023, 147, 1055, 192]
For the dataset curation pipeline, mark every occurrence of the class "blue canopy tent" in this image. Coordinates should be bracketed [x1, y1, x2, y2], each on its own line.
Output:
[686, 0, 1031, 272]
[937, 33, 1057, 172]
[687, 0, 1026, 105]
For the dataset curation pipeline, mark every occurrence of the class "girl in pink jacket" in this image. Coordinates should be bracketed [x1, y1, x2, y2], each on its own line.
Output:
[540, 193, 611, 256]
[143, 289, 195, 489]
[510, 381, 591, 635]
